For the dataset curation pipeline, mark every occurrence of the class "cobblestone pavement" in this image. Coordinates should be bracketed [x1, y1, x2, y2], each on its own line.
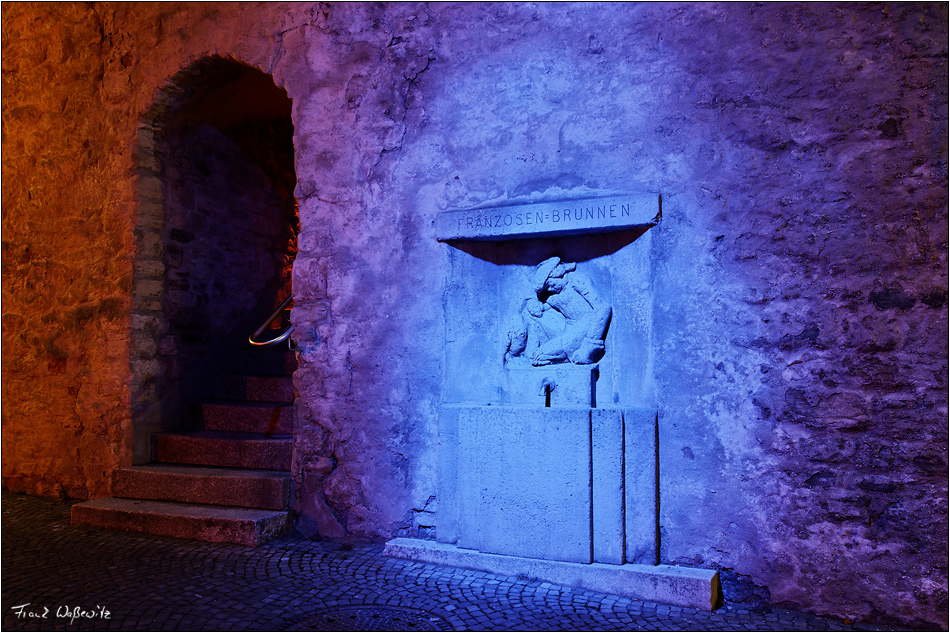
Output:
[2, 491, 916, 632]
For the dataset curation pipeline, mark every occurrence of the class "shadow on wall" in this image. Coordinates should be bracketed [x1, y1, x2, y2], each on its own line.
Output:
[447, 225, 651, 266]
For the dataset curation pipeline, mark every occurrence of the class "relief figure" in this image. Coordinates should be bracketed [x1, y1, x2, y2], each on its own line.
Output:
[504, 256, 612, 367]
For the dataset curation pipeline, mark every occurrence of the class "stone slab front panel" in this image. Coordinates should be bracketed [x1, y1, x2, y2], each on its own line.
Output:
[458, 406, 593, 563]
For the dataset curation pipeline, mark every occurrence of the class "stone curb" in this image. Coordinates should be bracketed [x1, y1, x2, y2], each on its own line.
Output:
[384, 537, 721, 611]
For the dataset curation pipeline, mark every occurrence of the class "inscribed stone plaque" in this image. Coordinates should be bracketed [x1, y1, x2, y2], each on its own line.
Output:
[437, 194, 659, 241]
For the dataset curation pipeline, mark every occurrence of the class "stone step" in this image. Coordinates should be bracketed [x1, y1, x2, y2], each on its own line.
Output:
[240, 349, 297, 376]
[198, 401, 294, 434]
[155, 431, 292, 470]
[215, 374, 295, 402]
[71, 497, 292, 546]
[112, 464, 291, 510]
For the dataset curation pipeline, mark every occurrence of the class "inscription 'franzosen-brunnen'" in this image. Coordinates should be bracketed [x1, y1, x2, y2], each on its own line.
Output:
[436, 194, 660, 241]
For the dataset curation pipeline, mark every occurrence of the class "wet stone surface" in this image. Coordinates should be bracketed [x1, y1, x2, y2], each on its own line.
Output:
[1, 492, 914, 632]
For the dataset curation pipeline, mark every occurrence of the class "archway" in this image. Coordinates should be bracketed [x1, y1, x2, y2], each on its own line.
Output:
[130, 57, 298, 463]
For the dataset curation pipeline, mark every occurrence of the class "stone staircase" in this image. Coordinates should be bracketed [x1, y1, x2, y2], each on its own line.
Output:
[72, 348, 297, 546]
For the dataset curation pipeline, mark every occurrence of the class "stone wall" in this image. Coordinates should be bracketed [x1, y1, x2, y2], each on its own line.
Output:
[2, 3, 134, 500]
[2, 2, 946, 627]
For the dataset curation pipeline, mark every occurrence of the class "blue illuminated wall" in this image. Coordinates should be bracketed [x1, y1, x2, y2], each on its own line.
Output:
[1, 2, 945, 627]
[370, 3, 948, 625]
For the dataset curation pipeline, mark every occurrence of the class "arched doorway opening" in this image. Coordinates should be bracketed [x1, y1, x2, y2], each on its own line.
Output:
[130, 57, 298, 464]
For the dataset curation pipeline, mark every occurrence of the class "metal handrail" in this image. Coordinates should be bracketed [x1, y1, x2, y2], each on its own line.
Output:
[249, 295, 294, 347]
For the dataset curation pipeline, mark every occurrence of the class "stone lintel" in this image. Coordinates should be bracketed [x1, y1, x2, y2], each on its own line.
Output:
[436, 194, 659, 241]
[383, 538, 722, 612]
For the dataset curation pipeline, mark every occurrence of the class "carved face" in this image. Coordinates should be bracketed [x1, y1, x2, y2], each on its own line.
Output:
[545, 276, 566, 294]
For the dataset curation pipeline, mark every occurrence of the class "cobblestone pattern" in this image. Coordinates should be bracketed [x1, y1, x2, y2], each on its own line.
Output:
[2, 493, 913, 632]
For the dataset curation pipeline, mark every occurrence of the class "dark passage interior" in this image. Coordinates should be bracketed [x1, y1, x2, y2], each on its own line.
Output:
[80, 58, 303, 545]
[156, 58, 298, 433]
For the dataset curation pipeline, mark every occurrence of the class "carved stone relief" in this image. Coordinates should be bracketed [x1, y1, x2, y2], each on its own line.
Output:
[503, 256, 612, 368]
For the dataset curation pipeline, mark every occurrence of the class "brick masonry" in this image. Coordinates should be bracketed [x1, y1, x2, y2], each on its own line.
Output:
[1, 3, 946, 627]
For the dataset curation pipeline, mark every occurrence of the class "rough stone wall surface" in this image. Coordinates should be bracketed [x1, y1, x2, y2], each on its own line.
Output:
[391, 4, 947, 626]
[1, 2, 946, 627]
[2, 3, 134, 500]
